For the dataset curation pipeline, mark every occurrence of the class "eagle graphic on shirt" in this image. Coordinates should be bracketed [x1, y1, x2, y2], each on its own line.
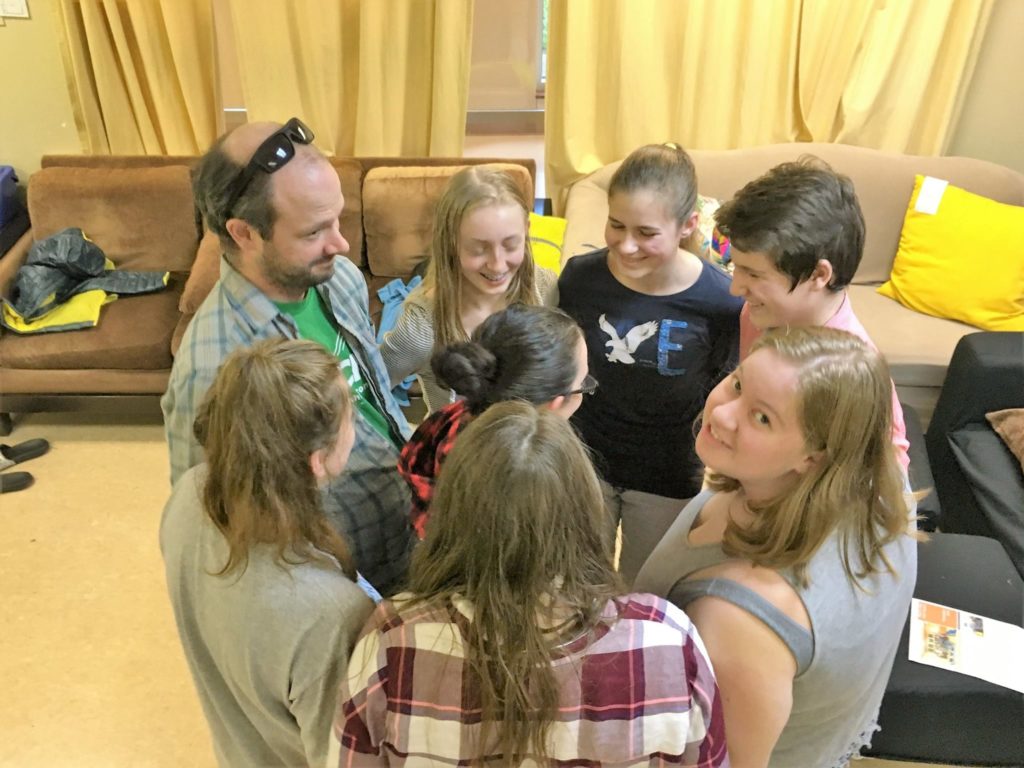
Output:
[598, 314, 659, 364]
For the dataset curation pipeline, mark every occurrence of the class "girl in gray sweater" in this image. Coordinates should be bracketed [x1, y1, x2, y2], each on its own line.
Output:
[160, 339, 375, 767]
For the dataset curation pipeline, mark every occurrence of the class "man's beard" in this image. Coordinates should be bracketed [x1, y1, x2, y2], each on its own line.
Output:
[261, 249, 334, 294]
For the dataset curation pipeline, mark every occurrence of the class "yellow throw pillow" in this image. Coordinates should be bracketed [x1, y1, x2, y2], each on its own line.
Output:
[877, 175, 1024, 331]
[529, 212, 568, 275]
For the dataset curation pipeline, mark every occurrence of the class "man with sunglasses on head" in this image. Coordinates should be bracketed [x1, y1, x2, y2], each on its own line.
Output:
[161, 118, 414, 596]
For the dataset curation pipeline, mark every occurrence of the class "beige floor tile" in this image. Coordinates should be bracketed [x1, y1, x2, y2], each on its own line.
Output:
[0, 413, 215, 767]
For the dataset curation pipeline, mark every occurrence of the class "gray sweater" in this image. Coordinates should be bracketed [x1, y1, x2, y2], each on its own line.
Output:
[160, 466, 374, 767]
[379, 268, 558, 413]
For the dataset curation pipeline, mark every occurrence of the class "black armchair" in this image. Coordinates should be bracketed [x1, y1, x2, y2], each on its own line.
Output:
[926, 332, 1024, 576]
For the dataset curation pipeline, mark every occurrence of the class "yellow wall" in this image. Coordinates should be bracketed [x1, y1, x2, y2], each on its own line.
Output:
[947, 0, 1024, 172]
[0, 2, 80, 181]
[2, 0, 1022, 183]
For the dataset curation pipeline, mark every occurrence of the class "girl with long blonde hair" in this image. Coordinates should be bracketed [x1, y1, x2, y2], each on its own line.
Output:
[380, 165, 557, 413]
[635, 327, 918, 768]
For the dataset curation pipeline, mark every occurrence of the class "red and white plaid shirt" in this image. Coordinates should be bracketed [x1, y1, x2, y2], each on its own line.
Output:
[330, 592, 728, 767]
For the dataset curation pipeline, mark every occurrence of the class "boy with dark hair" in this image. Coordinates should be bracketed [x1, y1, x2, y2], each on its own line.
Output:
[716, 156, 910, 471]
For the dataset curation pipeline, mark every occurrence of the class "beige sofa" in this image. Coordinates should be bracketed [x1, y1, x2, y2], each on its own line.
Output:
[0, 154, 535, 434]
[562, 142, 1024, 424]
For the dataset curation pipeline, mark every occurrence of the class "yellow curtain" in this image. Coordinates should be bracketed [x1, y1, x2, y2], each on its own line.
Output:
[57, 0, 218, 154]
[229, 0, 473, 157]
[806, 0, 994, 154]
[546, 0, 992, 209]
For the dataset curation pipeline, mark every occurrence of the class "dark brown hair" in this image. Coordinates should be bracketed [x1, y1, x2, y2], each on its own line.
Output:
[715, 156, 865, 291]
[431, 304, 583, 414]
[608, 143, 698, 224]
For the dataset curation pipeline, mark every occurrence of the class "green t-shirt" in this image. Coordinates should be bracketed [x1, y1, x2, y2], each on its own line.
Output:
[274, 290, 398, 446]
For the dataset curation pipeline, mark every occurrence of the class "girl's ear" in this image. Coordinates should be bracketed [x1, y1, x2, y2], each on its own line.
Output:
[795, 449, 825, 475]
[543, 395, 566, 413]
[309, 448, 328, 487]
[681, 210, 700, 239]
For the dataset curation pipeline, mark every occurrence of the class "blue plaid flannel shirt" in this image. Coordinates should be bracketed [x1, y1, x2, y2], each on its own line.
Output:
[161, 256, 414, 595]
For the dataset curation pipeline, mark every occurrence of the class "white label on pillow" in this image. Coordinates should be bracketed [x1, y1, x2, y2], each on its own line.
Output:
[915, 176, 949, 215]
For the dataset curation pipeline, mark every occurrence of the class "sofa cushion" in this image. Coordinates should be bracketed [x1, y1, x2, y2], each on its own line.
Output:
[878, 176, 1024, 332]
[27, 166, 198, 272]
[180, 229, 222, 314]
[866, 533, 1024, 764]
[847, 285, 974, 389]
[528, 212, 567, 274]
[330, 158, 365, 267]
[0, 288, 181, 370]
[362, 164, 533, 278]
[949, 426, 1024, 578]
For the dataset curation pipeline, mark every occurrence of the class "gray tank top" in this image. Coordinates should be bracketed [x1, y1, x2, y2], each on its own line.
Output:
[634, 490, 917, 768]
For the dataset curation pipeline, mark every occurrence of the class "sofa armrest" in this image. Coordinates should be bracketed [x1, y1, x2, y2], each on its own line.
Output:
[928, 332, 1024, 433]
[926, 331, 1024, 534]
[0, 229, 33, 298]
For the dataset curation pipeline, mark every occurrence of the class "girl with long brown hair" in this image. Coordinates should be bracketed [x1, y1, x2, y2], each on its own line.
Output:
[635, 327, 918, 768]
[160, 339, 375, 768]
[331, 401, 728, 767]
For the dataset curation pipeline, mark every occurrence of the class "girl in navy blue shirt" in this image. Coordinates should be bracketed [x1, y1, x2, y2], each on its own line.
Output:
[559, 144, 742, 583]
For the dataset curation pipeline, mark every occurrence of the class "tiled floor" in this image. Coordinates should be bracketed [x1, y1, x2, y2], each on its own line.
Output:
[0, 411, 970, 767]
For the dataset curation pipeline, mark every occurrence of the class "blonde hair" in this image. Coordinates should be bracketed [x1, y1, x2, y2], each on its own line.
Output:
[193, 338, 356, 579]
[706, 327, 911, 587]
[408, 401, 622, 763]
[424, 165, 538, 347]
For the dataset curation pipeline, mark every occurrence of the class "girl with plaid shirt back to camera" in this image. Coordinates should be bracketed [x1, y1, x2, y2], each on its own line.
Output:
[331, 401, 727, 767]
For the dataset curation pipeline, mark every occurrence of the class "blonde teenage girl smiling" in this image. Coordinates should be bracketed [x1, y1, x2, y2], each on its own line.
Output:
[636, 327, 918, 767]
[381, 166, 557, 413]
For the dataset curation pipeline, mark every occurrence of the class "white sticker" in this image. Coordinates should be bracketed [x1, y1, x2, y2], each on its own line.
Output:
[915, 176, 949, 215]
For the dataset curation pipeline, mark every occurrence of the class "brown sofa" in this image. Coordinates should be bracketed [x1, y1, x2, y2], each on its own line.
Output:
[562, 142, 1024, 425]
[0, 154, 535, 434]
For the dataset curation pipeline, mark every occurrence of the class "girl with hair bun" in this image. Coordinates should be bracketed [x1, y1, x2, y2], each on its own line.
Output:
[398, 302, 592, 538]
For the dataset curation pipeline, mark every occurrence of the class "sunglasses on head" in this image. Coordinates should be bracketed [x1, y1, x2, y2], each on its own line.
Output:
[566, 374, 599, 397]
[224, 117, 315, 218]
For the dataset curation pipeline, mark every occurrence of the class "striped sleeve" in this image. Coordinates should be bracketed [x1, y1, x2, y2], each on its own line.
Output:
[379, 299, 434, 387]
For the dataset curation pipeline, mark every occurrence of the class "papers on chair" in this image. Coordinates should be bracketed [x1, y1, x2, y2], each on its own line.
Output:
[909, 598, 1024, 693]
